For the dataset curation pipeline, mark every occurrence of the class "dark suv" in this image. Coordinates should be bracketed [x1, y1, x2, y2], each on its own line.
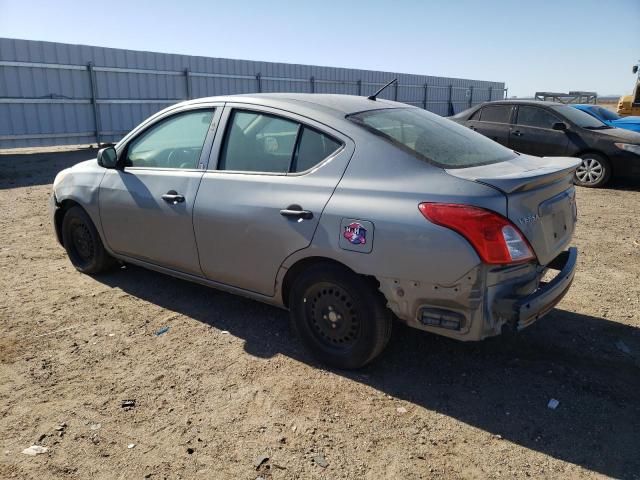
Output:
[451, 100, 640, 187]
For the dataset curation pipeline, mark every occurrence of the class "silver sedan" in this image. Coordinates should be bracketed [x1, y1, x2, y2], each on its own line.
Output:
[51, 93, 579, 368]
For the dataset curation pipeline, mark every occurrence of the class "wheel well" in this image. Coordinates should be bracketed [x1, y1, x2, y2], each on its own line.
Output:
[280, 256, 380, 308]
[54, 199, 81, 245]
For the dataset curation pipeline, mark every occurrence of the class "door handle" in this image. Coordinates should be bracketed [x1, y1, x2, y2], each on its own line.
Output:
[468, 125, 476, 131]
[512, 130, 524, 137]
[280, 204, 313, 220]
[162, 190, 185, 204]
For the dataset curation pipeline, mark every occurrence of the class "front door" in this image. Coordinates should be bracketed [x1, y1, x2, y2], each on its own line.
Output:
[193, 105, 353, 296]
[508, 105, 569, 157]
[99, 107, 218, 275]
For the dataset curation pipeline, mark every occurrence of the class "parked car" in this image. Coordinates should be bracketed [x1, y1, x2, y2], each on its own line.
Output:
[51, 94, 579, 368]
[572, 104, 640, 133]
[451, 100, 640, 187]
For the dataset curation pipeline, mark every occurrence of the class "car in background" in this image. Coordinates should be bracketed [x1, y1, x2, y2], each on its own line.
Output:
[451, 100, 640, 187]
[572, 104, 640, 133]
[51, 94, 580, 369]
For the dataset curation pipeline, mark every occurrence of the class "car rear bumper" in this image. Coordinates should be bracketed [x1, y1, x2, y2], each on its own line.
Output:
[377, 248, 577, 341]
[512, 247, 577, 330]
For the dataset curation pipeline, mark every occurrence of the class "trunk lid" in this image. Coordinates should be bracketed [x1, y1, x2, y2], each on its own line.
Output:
[446, 155, 580, 265]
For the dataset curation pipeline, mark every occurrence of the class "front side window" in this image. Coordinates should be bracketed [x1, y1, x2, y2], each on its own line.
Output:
[349, 108, 516, 168]
[551, 105, 609, 129]
[479, 105, 512, 123]
[219, 110, 342, 173]
[516, 106, 559, 129]
[126, 109, 214, 168]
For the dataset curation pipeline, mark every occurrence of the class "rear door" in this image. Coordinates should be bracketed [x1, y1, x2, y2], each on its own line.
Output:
[509, 105, 569, 156]
[468, 104, 513, 147]
[193, 104, 354, 296]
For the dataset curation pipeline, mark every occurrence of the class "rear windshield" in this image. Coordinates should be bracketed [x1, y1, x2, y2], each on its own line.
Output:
[348, 108, 516, 168]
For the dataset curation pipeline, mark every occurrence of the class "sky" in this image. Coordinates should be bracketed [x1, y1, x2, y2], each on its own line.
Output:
[0, 0, 638, 97]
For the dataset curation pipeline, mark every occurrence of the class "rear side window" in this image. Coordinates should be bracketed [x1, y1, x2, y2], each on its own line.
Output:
[219, 110, 341, 173]
[479, 105, 511, 123]
[349, 108, 516, 168]
[516, 106, 559, 129]
[292, 128, 341, 172]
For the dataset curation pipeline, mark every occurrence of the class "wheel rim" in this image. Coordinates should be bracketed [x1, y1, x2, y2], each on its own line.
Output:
[304, 283, 361, 351]
[69, 219, 94, 262]
[576, 157, 604, 185]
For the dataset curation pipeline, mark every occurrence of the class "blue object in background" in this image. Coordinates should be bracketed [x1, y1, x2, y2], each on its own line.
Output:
[572, 104, 640, 133]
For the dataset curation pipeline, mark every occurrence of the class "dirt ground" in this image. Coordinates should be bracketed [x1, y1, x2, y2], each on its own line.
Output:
[1, 149, 639, 480]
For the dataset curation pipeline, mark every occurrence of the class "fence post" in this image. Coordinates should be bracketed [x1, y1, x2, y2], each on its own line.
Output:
[423, 83, 428, 110]
[310, 76, 315, 93]
[87, 62, 102, 147]
[448, 84, 453, 116]
[468, 86, 474, 108]
[504, 87, 508, 99]
[357, 80, 362, 96]
[488, 86, 493, 102]
[256, 73, 262, 93]
[184, 68, 192, 100]
[394, 81, 398, 101]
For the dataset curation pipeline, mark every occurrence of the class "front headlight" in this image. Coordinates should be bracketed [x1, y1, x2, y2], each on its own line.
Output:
[614, 143, 640, 156]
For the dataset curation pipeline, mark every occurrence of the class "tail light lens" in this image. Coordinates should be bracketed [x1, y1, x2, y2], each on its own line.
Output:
[418, 203, 536, 265]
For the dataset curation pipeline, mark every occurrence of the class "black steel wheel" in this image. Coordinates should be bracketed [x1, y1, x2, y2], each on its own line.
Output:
[289, 263, 392, 369]
[61, 206, 115, 274]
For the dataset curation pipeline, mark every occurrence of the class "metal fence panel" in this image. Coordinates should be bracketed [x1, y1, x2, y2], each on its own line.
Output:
[0, 38, 505, 149]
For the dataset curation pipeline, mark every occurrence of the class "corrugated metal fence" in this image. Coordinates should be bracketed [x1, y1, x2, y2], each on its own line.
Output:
[0, 38, 506, 149]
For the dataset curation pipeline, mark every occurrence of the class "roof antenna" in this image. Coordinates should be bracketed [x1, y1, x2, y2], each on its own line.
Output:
[368, 78, 398, 101]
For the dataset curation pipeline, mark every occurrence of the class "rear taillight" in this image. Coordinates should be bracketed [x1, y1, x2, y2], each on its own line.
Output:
[418, 203, 536, 265]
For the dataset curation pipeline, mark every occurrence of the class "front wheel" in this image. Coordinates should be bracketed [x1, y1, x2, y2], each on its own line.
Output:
[289, 264, 392, 369]
[574, 153, 611, 188]
[61, 206, 116, 274]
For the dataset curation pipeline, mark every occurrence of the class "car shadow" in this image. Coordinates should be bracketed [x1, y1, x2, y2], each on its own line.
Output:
[0, 148, 98, 189]
[94, 264, 640, 479]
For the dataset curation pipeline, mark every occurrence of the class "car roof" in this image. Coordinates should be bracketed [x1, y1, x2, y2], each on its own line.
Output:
[479, 99, 564, 107]
[180, 93, 407, 118]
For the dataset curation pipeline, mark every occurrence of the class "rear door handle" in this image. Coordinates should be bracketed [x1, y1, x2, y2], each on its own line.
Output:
[162, 190, 185, 204]
[512, 130, 524, 137]
[280, 204, 313, 220]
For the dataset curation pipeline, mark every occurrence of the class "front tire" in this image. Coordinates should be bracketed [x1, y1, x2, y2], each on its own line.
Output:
[574, 153, 611, 188]
[61, 206, 115, 274]
[289, 264, 392, 369]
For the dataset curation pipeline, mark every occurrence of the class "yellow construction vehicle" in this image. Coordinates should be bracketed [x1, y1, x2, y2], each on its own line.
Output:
[617, 63, 640, 116]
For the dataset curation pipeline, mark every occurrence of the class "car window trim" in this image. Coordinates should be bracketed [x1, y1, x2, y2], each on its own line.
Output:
[117, 106, 219, 171]
[211, 105, 345, 176]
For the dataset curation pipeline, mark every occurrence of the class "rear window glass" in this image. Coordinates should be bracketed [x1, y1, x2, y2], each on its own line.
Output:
[348, 108, 516, 168]
[516, 106, 559, 129]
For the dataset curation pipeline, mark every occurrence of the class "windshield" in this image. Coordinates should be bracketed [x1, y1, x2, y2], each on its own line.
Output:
[348, 108, 516, 168]
[553, 105, 610, 129]
[593, 106, 620, 121]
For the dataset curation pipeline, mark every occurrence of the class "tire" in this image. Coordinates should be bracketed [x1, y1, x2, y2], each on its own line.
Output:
[574, 153, 611, 188]
[61, 206, 115, 274]
[289, 263, 393, 369]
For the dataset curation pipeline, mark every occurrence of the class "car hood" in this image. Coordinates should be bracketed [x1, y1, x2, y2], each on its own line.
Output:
[611, 116, 640, 127]
[588, 126, 640, 143]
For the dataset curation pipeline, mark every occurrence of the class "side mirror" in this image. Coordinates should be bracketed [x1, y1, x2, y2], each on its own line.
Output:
[97, 146, 119, 169]
[633, 65, 638, 74]
[552, 122, 568, 132]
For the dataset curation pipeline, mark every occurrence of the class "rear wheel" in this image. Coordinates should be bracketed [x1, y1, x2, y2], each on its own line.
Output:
[289, 264, 392, 369]
[61, 206, 115, 274]
[574, 153, 611, 188]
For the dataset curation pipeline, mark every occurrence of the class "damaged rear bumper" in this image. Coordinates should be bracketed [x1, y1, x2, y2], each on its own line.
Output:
[512, 247, 577, 330]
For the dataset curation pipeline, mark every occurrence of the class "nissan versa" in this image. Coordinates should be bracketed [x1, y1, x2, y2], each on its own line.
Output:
[51, 93, 579, 369]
